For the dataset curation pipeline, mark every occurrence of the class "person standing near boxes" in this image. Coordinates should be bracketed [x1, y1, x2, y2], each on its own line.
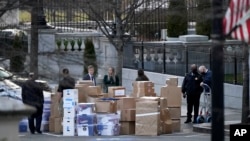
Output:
[198, 65, 212, 92]
[83, 65, 96, 86]
[181, 64, 203, 124]
[22, 73, 44, 134]
[135, 69, 149, 81]
[103, 67, 119, 93]
[57, 68, 75, 116]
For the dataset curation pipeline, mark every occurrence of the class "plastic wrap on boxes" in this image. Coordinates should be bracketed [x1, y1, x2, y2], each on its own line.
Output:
[76, 103, 95, 115]
[96, 124, 120, 136]
[76, 114, 96, 125]
[96, 114, 120, 125]
[77, 124, 95, 136]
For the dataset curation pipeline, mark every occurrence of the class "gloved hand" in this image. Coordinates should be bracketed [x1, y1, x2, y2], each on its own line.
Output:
[183, 93, 187, 98]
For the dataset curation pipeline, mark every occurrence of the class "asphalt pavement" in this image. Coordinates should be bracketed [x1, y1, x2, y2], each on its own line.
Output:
[20, 101, 241, 141]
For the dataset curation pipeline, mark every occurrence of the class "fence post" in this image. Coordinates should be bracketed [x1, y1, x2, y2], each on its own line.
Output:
[209, 48, 212, 69]
[185, 45, 188, 74]
[163, 43, 166, 74]
[234, 51, 237, 84]
[141, 41, 144, 69]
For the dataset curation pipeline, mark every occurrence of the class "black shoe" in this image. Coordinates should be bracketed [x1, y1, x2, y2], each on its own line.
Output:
[30, 131, 35, 134]
[184, 119, 192, 123]
[36, 130, 42, 134]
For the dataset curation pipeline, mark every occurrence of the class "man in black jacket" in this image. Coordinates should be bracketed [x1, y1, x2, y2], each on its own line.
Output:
[182, 64, 203, 124]
[22, 73, 44, 134]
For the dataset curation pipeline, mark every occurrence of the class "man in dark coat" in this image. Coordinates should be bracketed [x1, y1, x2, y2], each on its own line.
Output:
[83, 65, 96, 86]
[182, 64, 203, 124]
[57, 68, 75, 116]
[22, 73, 44, 134]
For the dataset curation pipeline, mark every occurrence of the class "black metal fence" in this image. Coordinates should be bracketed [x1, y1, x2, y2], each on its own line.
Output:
[123, 40, 245, 85]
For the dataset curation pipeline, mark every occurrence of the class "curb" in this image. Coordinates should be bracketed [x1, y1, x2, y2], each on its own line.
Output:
[193, 121, 241, 136]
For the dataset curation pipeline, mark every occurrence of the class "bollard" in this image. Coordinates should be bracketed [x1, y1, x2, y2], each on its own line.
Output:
[0, 97, 36, 141]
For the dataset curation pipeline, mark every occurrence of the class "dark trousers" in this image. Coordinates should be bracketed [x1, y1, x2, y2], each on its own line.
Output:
[28, 106, 43, 133]
[186, 93, 201, 121]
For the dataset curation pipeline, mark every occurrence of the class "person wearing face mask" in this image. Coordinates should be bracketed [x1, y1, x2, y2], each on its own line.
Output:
[181, 64, 203, 124]
[198, 65, 212, 92]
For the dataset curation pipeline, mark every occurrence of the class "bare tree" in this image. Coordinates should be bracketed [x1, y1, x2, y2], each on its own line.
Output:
[74, 0, 168, 83]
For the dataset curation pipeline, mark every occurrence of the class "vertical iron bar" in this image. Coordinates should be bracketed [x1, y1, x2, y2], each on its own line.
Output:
[211, 0, 225, 141]
[141, 41, 144, 69]
[163, 43, 166, 74]
[234, 51, 237, 84]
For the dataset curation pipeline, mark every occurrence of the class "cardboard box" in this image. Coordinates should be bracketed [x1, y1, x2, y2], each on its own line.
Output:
[133, 81, 154, 87]
[137, 97, 168, 110]
[77, 80, 94, 86]
[75, 84, 88, 103]
[63, 117, 75, 136]
[166, 77, 178, 86]
[76, 114, 96, 125]
[135, 101, 160, 135]
[172, 119, 181, 132]
[63, 107, 76, 118]
[49, 117, 55, 132]
[120, 109, 136, 121]
[160, 108, 173, 134]
[95, 101, 117, 113]
[120, 121, 135, 135]
[77, 124, 95, 136]
[54, 117, 62, 134]
[168, 107, 181, 119]
[135, 113, 160, 136]
[53, 103, 61, 118]
[76, 103, 95, 115]
[160, 86, 182, 107]
[87, 86, 102, 96]
[108, 86, 126, 97]
[87, 95, 104, 103]
[117, 97, 135, 110]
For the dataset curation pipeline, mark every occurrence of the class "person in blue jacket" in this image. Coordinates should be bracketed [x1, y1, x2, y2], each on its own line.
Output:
[198, 65, 212, 92]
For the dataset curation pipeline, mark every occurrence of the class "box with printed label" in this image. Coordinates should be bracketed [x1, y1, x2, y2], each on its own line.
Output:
[77, 124, 95, 136]
[76, 103, 95, 115]
[76, 114, 96, 125]
[63, 107, 76, 118]
[96, 124, 120, 136]
[108, 86, 126, 97]
[63, 97, 76, 108]
[63, 117, 75, 136]
[63, 89, 79, 100]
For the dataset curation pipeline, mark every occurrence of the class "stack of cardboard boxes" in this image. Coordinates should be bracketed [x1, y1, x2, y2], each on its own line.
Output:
[135, 97, 172, 135]
[160, 78, 182, 132]
[49, 93, 63, 134]
[62, 89, 78, 136]
[117, 97, 136, 135]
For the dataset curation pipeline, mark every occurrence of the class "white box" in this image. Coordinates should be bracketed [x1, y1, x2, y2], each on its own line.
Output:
[77, 124, 95, 136]
[63, 97, 76, 108]
[63, 89, 79, 101]
[63, 117, 75, 136]
[64, 107, 76, 118]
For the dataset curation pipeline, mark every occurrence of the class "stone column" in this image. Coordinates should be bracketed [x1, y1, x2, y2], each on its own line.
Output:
[0, 97, 36, 141]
